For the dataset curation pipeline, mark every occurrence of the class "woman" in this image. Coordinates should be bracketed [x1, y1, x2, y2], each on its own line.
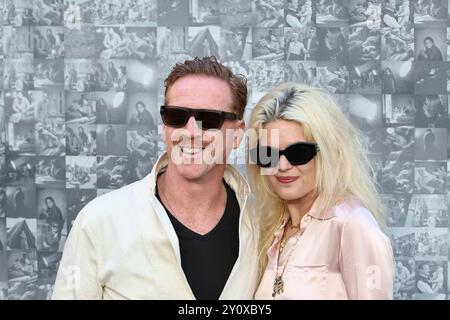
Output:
[418, 37, 443, 61]
[383, 67, 396, 93]
[10, 92, 33, 123]
[267, 34, 281, 54]
[42, 221, 61, 252]
[54, 32, 64, 57]
[66, 127, 80, 155]
[296, 63, 308, 83]
[105, 125, 116, 154]
[285, 0, 312, 27]
[318, 28, 345, 62]
[130, 101, 154, 126]
[78, 126, 88, 149]
[13, 187, 26, 217]
[96, 97, 109, 123]
[298, 0, 312, 26]
[39, 196, 64, 230]
[423, 128, 439, 157]
[108, 61, 118, 83]
[417, 95, 446, 127]
[87, 130, 96, 154]
[34, 30, 49, 58]
[396, 0, 410, 27]
[248, 83, 394, 299]
[46, 29, 56, 52]
[50, 159, 65, 180]
[416, 263, 442, 294]
[0, 189, 6, 218]
[286, 33, 306, 60]
[115, 66, 127, 90]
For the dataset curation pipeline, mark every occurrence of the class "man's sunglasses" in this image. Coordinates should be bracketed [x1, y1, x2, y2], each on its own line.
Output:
[250, 142, 320, 168]
[160, 105, 240, 130]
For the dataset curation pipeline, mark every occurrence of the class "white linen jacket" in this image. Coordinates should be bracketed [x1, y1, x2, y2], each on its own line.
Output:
[52, 152, 258, 299]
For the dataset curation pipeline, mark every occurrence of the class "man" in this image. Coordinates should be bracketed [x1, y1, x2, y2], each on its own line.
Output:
[52, 56, 258, 299]
[104, 125, 116, 154]
[14, 187, 26, 217]
[416, 263, 435, 294]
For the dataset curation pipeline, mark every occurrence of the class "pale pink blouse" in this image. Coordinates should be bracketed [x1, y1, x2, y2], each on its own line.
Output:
[254, 198, 394, 300]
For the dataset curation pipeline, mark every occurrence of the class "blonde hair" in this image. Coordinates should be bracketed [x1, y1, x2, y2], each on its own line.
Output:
[247, 83, 385, 281]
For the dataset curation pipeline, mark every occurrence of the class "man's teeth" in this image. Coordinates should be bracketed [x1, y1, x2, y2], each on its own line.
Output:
[181, 146, 204, 154]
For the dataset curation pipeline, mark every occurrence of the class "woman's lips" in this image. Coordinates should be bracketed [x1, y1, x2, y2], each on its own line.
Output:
[276, 176, 299, 184]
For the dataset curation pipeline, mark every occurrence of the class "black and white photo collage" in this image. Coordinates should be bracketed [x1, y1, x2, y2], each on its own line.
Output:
[0, 0, 449, 300]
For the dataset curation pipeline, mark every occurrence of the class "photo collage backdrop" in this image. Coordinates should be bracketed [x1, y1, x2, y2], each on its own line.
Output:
[0, 0, 449, 300]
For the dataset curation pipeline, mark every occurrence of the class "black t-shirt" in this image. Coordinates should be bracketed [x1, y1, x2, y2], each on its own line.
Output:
[155, 180, 240, 300]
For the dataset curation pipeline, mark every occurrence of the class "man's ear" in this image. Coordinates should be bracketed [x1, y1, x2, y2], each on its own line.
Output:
[233, 120, 245, 149]
[162, 124, 170, 146]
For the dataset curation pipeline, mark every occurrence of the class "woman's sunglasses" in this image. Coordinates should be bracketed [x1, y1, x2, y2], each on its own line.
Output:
[160, 105, 240, 130]
[250, 142, 319, 168]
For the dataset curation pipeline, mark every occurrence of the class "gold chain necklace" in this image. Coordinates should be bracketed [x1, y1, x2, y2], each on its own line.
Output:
[272, 222, 302, 298]
[279, 220, 299, 253]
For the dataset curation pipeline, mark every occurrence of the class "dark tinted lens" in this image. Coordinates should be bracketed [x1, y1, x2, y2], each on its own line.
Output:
[251, 145, 279, 168]
[163, 108, 189, 127]
[284, 143, 317, 165]
[196, 111, 223, 129]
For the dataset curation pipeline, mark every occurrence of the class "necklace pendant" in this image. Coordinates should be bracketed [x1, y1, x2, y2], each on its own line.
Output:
[272, 275, 284, 297]
[279, 240, 285, 253]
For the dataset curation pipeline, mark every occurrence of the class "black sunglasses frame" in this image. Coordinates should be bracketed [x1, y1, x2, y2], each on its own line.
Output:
[250, 142, 320, 168]
[160, 105, 240, 130]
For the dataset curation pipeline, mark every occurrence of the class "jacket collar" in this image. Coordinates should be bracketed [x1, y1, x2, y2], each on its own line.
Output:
[145, 152, 251, 197]
[135, 152, 255, 299]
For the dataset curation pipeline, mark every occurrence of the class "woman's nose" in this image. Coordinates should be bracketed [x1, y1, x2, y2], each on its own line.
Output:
[278, 155, 292, 171]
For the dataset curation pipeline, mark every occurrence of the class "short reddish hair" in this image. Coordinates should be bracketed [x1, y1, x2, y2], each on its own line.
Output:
[164, 56, 247, 119]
